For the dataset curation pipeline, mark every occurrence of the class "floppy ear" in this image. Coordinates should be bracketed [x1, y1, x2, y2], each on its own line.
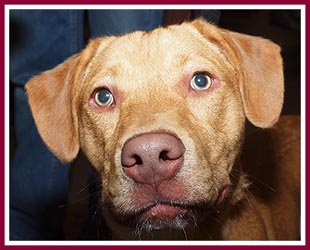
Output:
[25, 54, 80, 163]
[225, 31, 284, 128]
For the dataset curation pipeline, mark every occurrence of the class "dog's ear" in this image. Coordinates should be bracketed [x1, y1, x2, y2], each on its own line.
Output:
[227, 31, 284, 128]
[191, 20, 284, 128]
[26, 54, 80, 163]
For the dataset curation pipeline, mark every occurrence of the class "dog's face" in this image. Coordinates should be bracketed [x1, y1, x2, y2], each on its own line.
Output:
[26, 20, 283, 238]
[78, 23, 246, 232]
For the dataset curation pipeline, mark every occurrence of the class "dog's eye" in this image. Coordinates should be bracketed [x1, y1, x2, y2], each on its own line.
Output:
[94, 88, 114, 107]
[190, 73, 212, 91]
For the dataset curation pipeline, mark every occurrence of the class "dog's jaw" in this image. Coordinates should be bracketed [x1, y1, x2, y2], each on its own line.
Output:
[98, 157, 246, 238]
[100, 168, 247, 240]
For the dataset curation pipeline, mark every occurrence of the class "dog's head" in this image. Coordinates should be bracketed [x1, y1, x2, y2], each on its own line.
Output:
[26, 20, 283, 238]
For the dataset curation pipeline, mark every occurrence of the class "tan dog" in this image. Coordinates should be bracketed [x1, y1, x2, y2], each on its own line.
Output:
[25, 19, 300, 240]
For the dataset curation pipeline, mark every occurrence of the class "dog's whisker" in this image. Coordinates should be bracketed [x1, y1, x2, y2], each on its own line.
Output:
[246, 175, 277, 193]
[181, 226, 188, 240]
[210, 168, 255, 211]
[58, 189, 100, 208]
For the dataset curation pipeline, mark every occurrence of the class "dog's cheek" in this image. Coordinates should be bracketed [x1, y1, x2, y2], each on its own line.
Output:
[79, 126, 132, 213]
[79, 132, 132, 214]
[184, 87, 245, 197]
[78, 104, 120, 164]
[100, 162, 132, 211]
[181, 129, 230, 203]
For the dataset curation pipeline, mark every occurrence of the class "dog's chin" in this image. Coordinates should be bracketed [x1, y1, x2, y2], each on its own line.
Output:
[135, 203, 197, 231]
[113, 201, 209, 234]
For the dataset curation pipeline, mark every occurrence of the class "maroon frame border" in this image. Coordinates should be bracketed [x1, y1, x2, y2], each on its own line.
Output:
[2, 2, 308, 250]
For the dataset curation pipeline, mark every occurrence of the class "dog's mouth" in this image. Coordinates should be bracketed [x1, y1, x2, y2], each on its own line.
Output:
[109, 192, 229, 233]
[105, 185, 230, 234]
[121, 200, 205, 232]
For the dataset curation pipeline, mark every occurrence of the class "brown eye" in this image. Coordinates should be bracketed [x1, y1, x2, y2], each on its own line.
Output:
[94, 88, 114, 107]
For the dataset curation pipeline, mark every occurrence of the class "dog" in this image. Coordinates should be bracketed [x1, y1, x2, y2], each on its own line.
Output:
[25, 19, 300, 240]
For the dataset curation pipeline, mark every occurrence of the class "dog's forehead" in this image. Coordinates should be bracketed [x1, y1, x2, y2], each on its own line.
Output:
[101, 27, 203, 68]
[85, 23, 233, 91]
[104, 25, 219, 66]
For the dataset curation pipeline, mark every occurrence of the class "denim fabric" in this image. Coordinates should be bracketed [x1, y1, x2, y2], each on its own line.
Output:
[10, 10, 84, 86]
[87, 10, 164, 37]
[10, 90, 72, 239]
[10, 9, 164, 240]
[10, 10, 84, 240]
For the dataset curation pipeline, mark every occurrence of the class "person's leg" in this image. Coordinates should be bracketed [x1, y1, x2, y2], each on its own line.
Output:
[87, 9, 164, 37]
[10, 10, 84, 240]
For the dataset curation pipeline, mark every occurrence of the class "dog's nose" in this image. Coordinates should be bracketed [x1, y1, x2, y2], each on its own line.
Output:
[121, 133, 185, 186]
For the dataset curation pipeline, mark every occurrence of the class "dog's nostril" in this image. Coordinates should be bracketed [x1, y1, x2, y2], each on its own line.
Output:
[133, 154, 143, 165]
[159, 150, 169, 161]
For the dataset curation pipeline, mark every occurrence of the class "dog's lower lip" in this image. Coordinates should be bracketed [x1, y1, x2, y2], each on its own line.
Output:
[142, 203, 188, 220]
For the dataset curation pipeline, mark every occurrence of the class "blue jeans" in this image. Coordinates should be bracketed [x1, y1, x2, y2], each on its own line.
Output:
[10, 9, 164, 240]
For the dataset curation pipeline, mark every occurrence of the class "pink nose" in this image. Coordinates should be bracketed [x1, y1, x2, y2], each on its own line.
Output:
[121, 133, 185, 187]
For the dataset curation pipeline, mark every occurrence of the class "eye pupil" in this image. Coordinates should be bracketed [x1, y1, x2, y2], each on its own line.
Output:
[190, 73, 212, 91]
[98, 90, 110, 103]
[95, 88, 114, 106]
[195, 74, 208, 88]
